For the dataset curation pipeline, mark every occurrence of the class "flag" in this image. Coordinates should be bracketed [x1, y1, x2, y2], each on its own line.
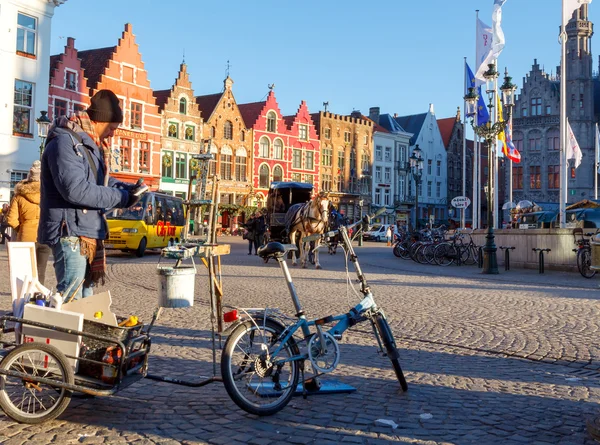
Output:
[465, 62, 490, 125]
[563, 0, 591, 29]
[492, 0, 507, 60]
[567, 119, 583, 168]
[497, 94, 506, 158]
[504, 120, 521, 163]
[475, 18, 493, 83]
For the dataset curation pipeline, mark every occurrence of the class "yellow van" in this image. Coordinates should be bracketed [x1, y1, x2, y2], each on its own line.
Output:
[106, 192, 185, 257]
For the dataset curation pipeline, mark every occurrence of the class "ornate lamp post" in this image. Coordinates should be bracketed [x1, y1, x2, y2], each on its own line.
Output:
[500, 68, 517, 224]
[409, 145, 424, 230]
[464, 64, 515, 274]
[36, 111, 51, 160]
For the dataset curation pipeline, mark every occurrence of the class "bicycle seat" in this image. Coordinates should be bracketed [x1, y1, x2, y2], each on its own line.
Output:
[257, 242, 286, 259]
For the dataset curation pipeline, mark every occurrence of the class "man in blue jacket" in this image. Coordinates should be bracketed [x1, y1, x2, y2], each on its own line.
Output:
[39, 90, 145, 300]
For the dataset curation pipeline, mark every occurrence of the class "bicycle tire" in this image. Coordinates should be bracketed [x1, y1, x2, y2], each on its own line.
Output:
[0, 342, 74, 424]
[463, 245, 477, 266]
[393, 242, 402, 258]
[373, 313, 408, 391]
[414, 244, 427, 264]
[577, 248, 596, 279]
[434, 243, 454, 266]
[398, 241, 411, 260]
[221, 318, 300, 416]
[423, 244, 437, 264]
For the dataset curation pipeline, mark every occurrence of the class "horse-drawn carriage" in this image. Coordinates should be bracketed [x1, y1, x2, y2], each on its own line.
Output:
[265, 181, 314, 244]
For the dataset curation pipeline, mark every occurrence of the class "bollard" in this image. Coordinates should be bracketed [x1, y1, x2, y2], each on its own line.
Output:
[532, 248, 551, 274]
[499, 246, 515, 271]
[478, 246, 484, 268]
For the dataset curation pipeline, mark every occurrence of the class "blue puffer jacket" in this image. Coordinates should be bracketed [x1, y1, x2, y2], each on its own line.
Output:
[38, 126, 130, 245]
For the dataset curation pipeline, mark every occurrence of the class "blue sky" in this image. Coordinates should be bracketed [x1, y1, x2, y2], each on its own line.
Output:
[49, 0, 599, 121]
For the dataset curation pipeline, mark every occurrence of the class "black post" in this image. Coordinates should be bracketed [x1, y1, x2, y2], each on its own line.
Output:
[482, 137, 499, 274]
[414, 178, 420, 230]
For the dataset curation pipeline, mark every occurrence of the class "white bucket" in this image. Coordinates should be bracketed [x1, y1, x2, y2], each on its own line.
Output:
[157, 266, 196, 308]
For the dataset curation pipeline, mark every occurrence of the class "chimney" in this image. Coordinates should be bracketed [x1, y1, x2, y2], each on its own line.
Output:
[67, 37, 75, 48]
[368, 107, 380, 123]
[393, 113, 398, 118]
[429, 103, 435, 114]
[350, 110, 362, 119]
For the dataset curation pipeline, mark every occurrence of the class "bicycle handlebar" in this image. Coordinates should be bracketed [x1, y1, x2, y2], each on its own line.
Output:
[303, 207, 387, 243]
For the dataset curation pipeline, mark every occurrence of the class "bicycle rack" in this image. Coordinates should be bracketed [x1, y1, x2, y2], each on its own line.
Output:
[477, 246, 484, 268]
[532, 248, 551, 274]
[499, 246, 515, 271]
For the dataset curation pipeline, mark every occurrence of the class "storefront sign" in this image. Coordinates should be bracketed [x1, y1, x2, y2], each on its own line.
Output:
[115, 128, 147, 140]
[451, 196, 471, 209]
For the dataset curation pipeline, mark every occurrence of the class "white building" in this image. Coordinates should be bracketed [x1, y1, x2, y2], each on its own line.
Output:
[395, 104, 448, 227]
[367, 107, 412, 225]
[0, 0, 65, 203]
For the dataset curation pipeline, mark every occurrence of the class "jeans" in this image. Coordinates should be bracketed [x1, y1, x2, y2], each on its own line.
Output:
[52, 236, 93, 300]
[35, 242, 52, 286]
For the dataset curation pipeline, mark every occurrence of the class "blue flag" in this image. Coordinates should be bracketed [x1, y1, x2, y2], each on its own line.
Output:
[465, 61, 490, 125]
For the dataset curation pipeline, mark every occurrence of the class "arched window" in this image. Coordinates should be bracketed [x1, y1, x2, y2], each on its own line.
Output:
[273, 165, 283, 182]
[179, 98, 187, 114]
[210, 126, 216, 138]
[267, 111, 276, 132]
[273, 139, 283, 159]
[259, 164, 270, 188]
[224, 120, 233, 140]
[235, 147, 247, 181]
[220, 146, 233, 180]
[259, 137, 270, 157]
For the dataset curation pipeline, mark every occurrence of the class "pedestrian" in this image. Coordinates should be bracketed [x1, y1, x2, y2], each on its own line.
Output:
[38, 89, 146, 300]
[386, 225, 393, 246]
[243, 215, 256, 255]
[253, 210, 267, 253]
[5, 161, 52, 285]
[0, 203, 11, 244]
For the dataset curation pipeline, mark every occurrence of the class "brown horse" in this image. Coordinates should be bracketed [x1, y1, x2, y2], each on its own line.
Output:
[284, 193, 330, 268]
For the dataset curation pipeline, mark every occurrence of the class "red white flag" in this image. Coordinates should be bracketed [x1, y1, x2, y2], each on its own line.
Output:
[567, 120, 583, 168]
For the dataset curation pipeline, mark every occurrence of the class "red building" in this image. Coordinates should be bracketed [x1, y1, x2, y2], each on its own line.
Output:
[238, 89, 291, 203]
[48, 37, 90, 120]
[284, 100, 320, 194]
[76, 24, 161, 187]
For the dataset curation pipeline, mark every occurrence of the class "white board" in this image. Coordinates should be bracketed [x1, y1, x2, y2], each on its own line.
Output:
[7, 242, 38, 302]
[22, 305, 83, 372]
[62, 291, 118, 327]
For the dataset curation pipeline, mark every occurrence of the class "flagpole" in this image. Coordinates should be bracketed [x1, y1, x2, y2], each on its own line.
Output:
[474, 9, 480, 230]
[493, 60, 499, 230]
[462, 56, 467, 229]
[595, 122, 598, 200]
[559, 2, 567, 228]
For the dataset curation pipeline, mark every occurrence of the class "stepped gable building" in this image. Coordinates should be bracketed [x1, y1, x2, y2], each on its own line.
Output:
[154, 62, 203, 199]
[196, 76, 252, 227]
[238, 89, 290, 203]
[283, 100, 320, 194]
[77, 23, 162, 187]
[310, 110, 373, 221]
[48, 37, 89, 120]
[394, 105, 448, 225]
[506, 4, 596, 205]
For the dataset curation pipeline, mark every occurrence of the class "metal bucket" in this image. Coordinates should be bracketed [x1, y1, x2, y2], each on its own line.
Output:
[591, 235, 600, 270]
[157, 266, 196, 308]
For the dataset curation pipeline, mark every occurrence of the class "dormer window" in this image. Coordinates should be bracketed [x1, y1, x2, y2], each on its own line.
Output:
[66, 71, 76, 90]
[267, 111, 276, 132]
[179, 97, 187, 114]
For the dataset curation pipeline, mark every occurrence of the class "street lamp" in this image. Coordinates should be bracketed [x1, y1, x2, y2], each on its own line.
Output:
[409, 145, 424, 230]
[464, 63, 515, 274]
[36, 111, 51, 160]
[500, 67, 517, 223]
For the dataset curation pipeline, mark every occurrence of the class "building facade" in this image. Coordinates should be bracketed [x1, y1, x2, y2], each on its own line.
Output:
[0, 0, 65, 203]
[506, 5, 596, 206]
[77, 23, 162, 188]
[310, 111, 374, 221]
[154, 63, 203, 199]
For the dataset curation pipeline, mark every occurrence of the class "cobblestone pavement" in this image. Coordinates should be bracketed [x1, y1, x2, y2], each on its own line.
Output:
[0, 237, 599, 444]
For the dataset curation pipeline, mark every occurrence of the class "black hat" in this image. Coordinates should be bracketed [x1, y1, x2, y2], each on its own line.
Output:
[87, 90, 123, 123]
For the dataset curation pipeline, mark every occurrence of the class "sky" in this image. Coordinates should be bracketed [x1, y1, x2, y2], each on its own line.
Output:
[49, 0, 600, 121]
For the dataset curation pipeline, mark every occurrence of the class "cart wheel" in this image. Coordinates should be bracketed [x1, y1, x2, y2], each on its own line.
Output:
[0, 343, 74, 424]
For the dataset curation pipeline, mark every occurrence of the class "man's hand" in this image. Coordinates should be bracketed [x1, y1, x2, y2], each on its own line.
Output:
[126, 179, 148, 208]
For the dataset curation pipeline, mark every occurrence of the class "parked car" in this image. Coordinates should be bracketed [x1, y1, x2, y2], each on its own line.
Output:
[363, 224, 391, 241]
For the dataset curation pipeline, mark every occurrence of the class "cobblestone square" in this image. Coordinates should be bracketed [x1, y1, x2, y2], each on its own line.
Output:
[0, 237, 599, 444]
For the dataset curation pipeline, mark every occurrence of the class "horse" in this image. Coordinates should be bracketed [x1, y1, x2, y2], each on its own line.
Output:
[284, 193, 330, 269]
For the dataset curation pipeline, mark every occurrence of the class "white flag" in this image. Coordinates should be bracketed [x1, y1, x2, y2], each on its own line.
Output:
[567, 120, 583, 168]
[475, 18, 493, 83]
[492, 0, 507, 59]
[563, 0, 592, 29]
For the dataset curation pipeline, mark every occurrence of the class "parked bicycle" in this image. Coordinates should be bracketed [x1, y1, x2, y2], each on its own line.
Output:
[573, 228, 598, 279]
[220, 210, 408, 416]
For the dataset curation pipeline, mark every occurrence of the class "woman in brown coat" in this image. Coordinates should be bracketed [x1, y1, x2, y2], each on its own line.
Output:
[6, 161, 52, 285]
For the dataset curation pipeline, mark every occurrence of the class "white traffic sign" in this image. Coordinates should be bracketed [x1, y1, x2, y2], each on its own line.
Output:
[451, 196, 471, 209]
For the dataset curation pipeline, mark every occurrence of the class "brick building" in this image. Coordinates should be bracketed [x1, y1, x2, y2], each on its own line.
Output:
[48, 37, 89, 121]
[310, 111, 374, 221]
[154, 63, 203, 199]
[77, 23, 162, 188]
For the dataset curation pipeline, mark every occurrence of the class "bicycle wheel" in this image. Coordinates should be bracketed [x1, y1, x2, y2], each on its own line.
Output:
[372, 313, 408, 391]
[434, 243, 454, 266]
[577, 248, 596, 278]
[462, 245, 478, 266]
[398, 241, 412, 260]
[392, 242, 402, 258]
[221, 318, 300, 416]
[0, 343, 74, 424]
[414, 244, 427, 264]
[423, 244, 437, 264]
